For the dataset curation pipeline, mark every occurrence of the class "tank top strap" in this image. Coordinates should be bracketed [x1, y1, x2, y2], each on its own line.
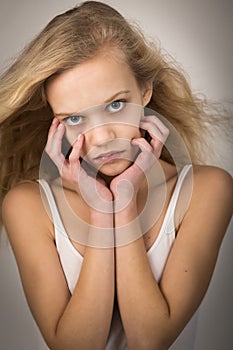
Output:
[38, 179, 68, 239]
[163, 164, 192, 234]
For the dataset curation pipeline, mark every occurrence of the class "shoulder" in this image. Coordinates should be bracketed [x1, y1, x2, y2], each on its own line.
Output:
[192, 165, 233, 202]
[3, 180, 40, 200]
[3, 181, 43, 215]
[2, 181, 53, 239]
[182, 165, 232, 242]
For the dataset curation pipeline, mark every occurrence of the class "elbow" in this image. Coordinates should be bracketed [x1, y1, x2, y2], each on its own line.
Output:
[41, 331, 73, 350]
[45, 331, 107, 350]
[42, 335, 60, 350]
[128, 338, 169, 350]
[127, 322, 176, 350]
[128, 337, 174, 350]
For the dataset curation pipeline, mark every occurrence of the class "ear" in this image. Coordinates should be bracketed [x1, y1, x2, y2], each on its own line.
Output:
[142, 82, 153, 106]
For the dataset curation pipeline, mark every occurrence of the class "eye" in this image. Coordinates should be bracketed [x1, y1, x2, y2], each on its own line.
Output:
[63, 115, 84, 126]
[107, 100, 126, 113]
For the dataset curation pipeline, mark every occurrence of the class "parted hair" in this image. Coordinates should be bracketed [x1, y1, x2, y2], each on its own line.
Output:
[0, 1, 230, 225]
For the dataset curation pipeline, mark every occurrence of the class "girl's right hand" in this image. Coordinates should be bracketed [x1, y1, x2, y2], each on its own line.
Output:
[45, 118, 113, 214]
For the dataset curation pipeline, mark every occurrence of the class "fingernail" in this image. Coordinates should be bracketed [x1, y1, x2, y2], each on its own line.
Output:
[77, 134, 82, 141]
[52, 118, 57, 124]
[58, 123, 64, 129]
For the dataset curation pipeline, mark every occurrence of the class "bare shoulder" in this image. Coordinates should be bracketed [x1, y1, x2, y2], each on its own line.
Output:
[3, 181, 41, 204]
[3, 181, 45, 216]
[192, 165, 233, 202]
[183, 164, 233, 242]
[2, 181, 53, 239]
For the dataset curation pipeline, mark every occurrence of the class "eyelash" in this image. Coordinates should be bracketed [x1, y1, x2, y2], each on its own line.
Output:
[106, 99, 127, 113]
[63, 115, 85, 126]
[63, 99, 127, 126]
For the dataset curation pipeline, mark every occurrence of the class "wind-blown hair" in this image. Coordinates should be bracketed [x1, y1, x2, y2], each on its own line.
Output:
[0, 1, 230, 225]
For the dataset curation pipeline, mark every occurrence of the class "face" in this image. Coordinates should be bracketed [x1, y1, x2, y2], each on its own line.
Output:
[46, 51, 152, 177]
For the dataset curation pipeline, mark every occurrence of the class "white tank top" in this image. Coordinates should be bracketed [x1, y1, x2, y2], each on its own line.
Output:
[39, 164, 198, 349]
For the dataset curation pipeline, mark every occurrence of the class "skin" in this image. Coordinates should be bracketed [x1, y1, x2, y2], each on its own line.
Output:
[2, 51, 233, 350]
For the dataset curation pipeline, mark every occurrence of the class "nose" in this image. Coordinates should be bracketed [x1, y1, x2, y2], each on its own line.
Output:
[85, 123, 116, 147]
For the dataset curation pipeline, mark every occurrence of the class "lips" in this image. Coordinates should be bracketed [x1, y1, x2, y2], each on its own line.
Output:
[93, 150, 125, 163]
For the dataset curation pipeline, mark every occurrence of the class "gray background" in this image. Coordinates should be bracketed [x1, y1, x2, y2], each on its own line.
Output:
[0, 1, 232, 349]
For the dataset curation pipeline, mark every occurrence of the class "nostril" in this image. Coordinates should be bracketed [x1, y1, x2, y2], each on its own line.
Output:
[86, 126, 115, 146]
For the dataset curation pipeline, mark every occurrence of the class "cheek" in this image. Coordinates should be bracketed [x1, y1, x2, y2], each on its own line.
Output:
[64, 128, 87, 158]
[65, 127, 80, 145]
[128, 127, 141, 139]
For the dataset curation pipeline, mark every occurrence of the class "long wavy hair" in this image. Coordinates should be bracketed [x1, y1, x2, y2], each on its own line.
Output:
[0, 1, 231, 227]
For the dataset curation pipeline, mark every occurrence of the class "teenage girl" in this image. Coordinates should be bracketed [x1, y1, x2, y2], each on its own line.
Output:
[0, 2, 232, 349]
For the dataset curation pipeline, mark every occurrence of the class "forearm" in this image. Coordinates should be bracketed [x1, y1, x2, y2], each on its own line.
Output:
[115, 205, 171, 350]
[53, 212, 115, 350]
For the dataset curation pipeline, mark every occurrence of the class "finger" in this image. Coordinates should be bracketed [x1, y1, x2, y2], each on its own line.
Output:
[140, 121, 164, 144]
[47, 117, 60, 138]
[131, 138, 155, 165]
[140, 115, 169, 144]
[45, 121, 58, 151]
[132, 137, 160, 169]
[69, 134, 84, 164]
[131, 137, 152, 152]
[141, 115, 169, 135]
[45, 122, 66, 171]
[46, 122, 65, 153]
[51, 123, 66, 158]
[140, 120, 167, 144]
[135, 132, 164, 159]
[63, 134, 85, 184]
[150, 138, 164, 158]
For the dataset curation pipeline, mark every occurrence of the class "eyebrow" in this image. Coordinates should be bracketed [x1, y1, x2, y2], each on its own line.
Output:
[54, 90, 131, 117]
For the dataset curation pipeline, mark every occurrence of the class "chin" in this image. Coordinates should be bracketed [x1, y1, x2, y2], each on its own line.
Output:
[98, 159, 133, 177]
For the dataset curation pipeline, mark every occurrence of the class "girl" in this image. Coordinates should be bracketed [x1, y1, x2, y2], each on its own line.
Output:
[0, 1, 232, 349]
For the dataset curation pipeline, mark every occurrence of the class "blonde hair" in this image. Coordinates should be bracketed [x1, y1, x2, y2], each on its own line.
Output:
[0, 1, 230, 225]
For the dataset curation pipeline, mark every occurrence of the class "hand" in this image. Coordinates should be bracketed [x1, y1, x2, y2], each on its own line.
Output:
[110, 115, 169, 212]
[45, 119, 113, 213]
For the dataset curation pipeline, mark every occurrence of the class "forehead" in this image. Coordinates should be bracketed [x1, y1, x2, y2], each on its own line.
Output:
[46, 52, 140, 112]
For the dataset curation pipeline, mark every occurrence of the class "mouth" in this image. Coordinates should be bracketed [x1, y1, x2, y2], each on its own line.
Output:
[93, 150, 126, 164]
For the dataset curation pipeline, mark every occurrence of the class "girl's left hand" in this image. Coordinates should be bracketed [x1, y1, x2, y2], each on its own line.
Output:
[110, 115, 169, 211]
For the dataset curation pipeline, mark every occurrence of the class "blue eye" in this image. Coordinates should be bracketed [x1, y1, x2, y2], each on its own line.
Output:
[107, 100, 125, 113]
[64, 115, 84, 126]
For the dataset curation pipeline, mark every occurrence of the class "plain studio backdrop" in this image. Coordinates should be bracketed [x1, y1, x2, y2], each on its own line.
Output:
[0, 1, 232, 349]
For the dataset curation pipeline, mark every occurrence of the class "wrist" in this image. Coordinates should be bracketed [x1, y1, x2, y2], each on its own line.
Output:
[114, 215, 142, 247]
[114, 198, 137, 221]
[88, 210, 114, 249]
[90, 208, 113, 225]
